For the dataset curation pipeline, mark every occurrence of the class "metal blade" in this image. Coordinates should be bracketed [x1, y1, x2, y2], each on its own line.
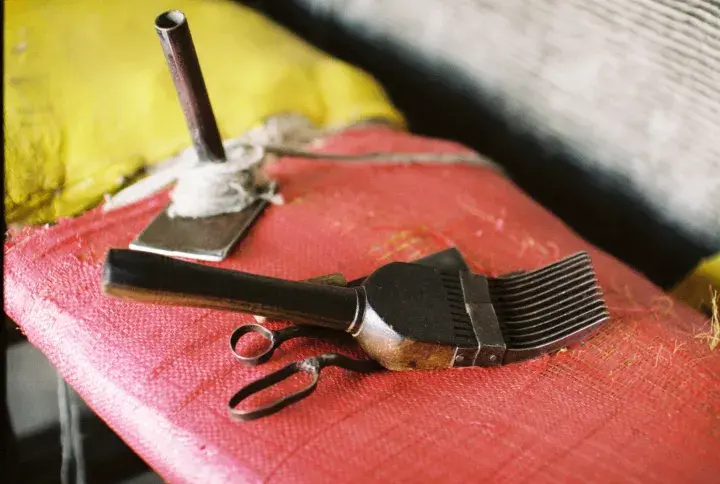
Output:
[129, 200, 268, 262]
[488, 252, 609, 361]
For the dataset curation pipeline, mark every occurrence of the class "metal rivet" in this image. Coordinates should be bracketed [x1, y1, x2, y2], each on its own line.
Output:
[456, 355, 465, 362]
[488, 354, 498, 361]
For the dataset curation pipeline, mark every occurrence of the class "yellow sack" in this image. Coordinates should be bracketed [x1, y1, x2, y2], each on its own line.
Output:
[4, 0, 403, 224]
[673, 253, 720, 316]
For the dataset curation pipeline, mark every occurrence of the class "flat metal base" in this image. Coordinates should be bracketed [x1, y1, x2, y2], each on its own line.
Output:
[129, 199, 269, 262]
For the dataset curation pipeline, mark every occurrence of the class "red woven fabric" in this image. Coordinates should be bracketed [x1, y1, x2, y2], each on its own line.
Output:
[5, 127, 720, 483]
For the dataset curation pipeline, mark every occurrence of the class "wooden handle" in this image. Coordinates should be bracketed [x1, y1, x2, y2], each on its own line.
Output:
[102, 249, 359, 331]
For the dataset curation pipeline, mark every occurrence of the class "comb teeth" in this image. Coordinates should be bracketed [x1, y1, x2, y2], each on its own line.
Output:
[440, 271, 477, 346]
[488, 253, 609, 350]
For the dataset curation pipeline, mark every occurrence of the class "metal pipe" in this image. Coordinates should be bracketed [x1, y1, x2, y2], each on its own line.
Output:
[155, 10, 226, 163]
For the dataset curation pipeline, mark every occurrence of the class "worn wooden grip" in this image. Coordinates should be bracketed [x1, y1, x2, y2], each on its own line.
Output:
[101, 249, 359, 330]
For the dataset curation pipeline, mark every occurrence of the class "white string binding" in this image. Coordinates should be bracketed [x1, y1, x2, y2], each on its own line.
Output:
[103, 114, 496, 217]
[103, 114, 319, 217]
[166, 144, 275, 219]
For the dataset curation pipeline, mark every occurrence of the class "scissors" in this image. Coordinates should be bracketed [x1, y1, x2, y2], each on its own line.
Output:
[228, 322, 382, 421]
[226, 248, 471, 421]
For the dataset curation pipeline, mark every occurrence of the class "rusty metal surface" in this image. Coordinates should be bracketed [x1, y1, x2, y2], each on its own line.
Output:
[131, 10, 271, 262]
[155, 10, 226, 163]
[129, 199, 269, 262]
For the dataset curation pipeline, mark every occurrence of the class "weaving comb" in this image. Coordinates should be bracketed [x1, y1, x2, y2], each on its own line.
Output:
[102, 247, 609, 369]
[130, 11, 269, 262]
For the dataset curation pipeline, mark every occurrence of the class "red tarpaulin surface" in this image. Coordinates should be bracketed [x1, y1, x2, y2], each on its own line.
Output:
[5, 127, 720, 483]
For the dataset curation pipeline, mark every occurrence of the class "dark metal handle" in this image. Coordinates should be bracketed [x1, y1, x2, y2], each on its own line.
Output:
[228, 354, 382, 421]
[102, 249, 360, 331]
[229, 324, 347, 366]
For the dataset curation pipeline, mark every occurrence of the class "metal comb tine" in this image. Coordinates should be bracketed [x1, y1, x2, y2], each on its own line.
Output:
[493, 252, 588, 284]
[493, 253, 594, 286]
[500, 299, 607, 332]
[498, 287, 603, 324]
[506, 310, 610, 349]
[490, 264, 598, 302]
[490, 267, 595, 304]
[493, 261, 599, 297]
[492, 278, 599, 315]
[499, 297, 605, 342]
[503, 315, 610, 361]
[507, 315, 609, 347]
[507, 308, 609, 345]
[490, 254, 590, 290]
[490, 263, 598, 307]
[495, 290, 602, 330]
[490, 256, 591, 292]
[490, 249, 608, 355]
[501, 305, 607, 337]
[495, 283, 602, 320]
[493, 283, 600, 319]
[503, 318, 609, 360]
[492, 252, 589, 285]
[501, 304, 608, 339]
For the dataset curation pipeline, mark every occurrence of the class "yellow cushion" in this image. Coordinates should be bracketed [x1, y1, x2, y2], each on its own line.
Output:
[673, 253, 720, 314]
[4, 0, 403, 224]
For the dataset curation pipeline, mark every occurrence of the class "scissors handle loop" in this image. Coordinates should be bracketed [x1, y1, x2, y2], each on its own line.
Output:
[230, 324, 348, 366]
[228, 354, 382, 421]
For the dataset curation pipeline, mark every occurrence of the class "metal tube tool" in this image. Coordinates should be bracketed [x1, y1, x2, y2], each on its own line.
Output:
[129, 11, 269, 261]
